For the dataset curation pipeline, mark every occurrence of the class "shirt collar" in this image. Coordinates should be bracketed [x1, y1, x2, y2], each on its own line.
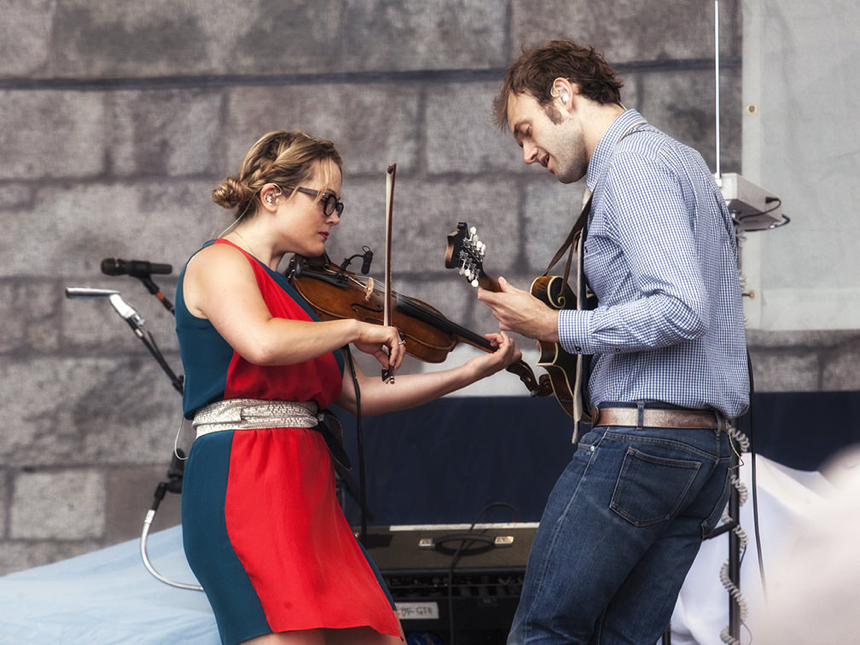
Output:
[585, 108, 645, 192]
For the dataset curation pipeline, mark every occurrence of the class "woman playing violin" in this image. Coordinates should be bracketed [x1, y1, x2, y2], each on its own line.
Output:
[175, 130, 521, 645]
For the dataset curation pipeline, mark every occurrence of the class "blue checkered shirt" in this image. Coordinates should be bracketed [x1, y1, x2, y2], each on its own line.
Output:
[558, 110, 749, 418]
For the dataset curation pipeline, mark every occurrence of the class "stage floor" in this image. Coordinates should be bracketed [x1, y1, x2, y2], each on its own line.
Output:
[0, 455, 837, 645]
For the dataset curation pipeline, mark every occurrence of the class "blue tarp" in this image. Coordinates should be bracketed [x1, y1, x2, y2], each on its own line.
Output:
[0, 526, 217, 645]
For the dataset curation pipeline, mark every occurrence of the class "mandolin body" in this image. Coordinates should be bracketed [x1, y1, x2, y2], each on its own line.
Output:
[530, 275, 579, 418]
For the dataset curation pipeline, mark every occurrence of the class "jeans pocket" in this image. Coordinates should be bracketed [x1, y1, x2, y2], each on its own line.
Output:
[701, 469, 731, 537]
[610, 447, 701, 527]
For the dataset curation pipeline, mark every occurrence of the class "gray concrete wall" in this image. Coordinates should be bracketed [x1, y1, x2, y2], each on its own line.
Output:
[0, 0, 854, 577]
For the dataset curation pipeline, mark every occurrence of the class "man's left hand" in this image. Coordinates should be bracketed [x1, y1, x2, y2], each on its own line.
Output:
[477, 276, 560, 342]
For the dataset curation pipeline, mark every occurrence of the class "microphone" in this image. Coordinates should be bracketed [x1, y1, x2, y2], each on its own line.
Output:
[101, 258, 173, 278]
[339, 246, 374, 275]
[65, 287, 119, 299]
[360, 247, 373, 274]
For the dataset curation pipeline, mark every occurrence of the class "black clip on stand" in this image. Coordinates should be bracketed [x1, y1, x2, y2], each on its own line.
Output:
[137, 274, 176, 316]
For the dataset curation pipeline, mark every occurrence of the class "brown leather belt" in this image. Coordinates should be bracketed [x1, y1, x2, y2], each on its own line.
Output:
[591, 406, 719, 430]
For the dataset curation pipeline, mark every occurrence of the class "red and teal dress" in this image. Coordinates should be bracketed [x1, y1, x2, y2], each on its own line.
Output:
[175, 239, 400, 645]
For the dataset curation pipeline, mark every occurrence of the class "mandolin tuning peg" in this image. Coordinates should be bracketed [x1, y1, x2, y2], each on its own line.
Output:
[471, 278, 479, 288]
[469, 226, 477, 236]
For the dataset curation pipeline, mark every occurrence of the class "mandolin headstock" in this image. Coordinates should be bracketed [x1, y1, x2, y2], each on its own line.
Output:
[445, 221, 495, 289]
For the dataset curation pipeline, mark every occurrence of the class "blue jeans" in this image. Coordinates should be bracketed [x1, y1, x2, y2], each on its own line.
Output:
[508, 424, 731, 645]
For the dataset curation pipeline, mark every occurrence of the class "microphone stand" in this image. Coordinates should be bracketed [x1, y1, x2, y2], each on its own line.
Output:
[107, 281, 197, 588]
[65, 287, 183, 395]
[110, 291, 184, 394]
[698, 439, 743, 641]
[65, 285, 193, 589]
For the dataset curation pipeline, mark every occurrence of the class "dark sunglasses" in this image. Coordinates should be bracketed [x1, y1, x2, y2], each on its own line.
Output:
[282, 185, 344, 218]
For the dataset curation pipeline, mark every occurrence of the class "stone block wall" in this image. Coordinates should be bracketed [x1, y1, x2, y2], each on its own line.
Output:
[0, 0, 854, 577]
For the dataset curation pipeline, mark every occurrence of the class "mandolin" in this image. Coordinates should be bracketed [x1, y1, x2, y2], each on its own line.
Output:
[444, 222, 579, 418]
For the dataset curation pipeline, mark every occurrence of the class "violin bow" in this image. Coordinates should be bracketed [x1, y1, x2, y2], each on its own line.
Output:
[381, 163, 397, 383]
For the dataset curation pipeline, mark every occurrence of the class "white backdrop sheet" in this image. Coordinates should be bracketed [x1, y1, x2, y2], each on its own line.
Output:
[665, 455, 832, 645]
[0, 455, 841, 645]
[0, 526, 216, 645]
[743, 0, 860, 330]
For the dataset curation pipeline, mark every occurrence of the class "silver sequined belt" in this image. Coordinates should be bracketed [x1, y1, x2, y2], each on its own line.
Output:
[192, 399, 323, 439]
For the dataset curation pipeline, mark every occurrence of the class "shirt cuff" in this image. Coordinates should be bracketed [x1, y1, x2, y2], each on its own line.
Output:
[558, 309, 592, 354]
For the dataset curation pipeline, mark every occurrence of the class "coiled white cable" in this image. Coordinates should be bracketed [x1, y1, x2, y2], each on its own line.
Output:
[719, 419, 750, 645]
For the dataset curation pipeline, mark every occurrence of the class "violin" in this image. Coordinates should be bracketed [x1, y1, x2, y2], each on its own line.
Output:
[285, 252, 549, 397]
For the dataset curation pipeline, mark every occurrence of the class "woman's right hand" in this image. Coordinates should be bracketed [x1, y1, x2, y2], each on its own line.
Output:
[351, 321, 407, 373]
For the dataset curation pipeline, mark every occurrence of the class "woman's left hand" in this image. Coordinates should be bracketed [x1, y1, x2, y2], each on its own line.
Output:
[466, 331, 522, 379]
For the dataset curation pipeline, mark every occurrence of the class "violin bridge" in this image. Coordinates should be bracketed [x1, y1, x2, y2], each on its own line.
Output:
[364, 277, 374, 301]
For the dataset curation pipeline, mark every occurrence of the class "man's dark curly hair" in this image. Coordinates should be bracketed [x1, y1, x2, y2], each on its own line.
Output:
[493, 40, 624, 129]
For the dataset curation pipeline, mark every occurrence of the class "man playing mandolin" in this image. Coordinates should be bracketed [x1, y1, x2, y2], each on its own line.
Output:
[477, 40, 749, 645]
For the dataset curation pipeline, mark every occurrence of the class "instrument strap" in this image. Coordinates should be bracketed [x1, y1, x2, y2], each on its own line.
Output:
[542, 117, 648, 279]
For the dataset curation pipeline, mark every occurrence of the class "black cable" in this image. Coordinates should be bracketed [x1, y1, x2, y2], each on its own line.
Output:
[443, 502, 520, 645]
[344, 346, 368, 545]
[732, 197, 791, 229]
[747, 351, 768, 596]
[734, 197, 782, 222]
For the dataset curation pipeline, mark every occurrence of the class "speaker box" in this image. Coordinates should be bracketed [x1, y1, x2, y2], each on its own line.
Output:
[358, 523, 538, 643]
